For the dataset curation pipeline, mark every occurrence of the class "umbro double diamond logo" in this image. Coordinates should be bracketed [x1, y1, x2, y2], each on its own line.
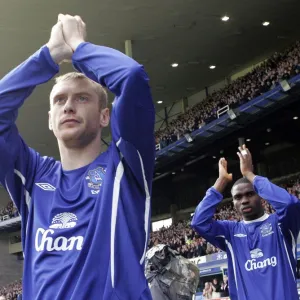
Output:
[35, 183, 56, 191]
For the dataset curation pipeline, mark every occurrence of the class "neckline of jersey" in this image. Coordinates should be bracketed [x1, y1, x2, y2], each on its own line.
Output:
[243, 213, 269, 224]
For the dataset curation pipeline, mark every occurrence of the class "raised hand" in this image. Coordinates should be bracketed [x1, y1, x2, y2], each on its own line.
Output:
[46, 21, 73, 65]
[218, 158, 233, 182]
[58, 14, 86, 52]
[237, 144, 254, 177]
[213, 158, 232, 193]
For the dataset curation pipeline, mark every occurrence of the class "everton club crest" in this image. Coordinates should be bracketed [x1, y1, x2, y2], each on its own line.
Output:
[85, 167, 106, 190]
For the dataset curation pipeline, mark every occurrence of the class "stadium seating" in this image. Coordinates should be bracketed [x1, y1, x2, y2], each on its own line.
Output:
[0, 280, 22, 300]
[155, 41, 300, 150]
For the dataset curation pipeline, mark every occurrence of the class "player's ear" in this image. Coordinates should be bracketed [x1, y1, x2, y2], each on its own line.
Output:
[100, 108, 110, 128]
[48, 111, 53, 131]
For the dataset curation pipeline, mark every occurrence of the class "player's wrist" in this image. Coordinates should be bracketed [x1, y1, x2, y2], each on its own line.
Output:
[47, 43, 72, 65]
[243, 171, 256, 183]
[214, 177, 230, 193]
[47, 44, 64, 64]
[68, 38, 85, 52]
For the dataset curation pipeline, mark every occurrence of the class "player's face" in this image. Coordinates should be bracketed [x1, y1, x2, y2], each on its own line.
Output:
[232, 183, 264, 221]
[48, 79, 109, 146]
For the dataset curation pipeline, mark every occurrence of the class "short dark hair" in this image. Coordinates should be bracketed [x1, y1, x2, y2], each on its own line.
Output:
[233, 177, 251, 187]
[231, 177, 252, 194]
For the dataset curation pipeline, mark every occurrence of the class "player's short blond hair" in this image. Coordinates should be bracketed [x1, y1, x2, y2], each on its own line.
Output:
[53, 72, 108, 109]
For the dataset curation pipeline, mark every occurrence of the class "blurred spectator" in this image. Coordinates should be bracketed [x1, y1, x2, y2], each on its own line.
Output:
[0, 201, 19, 222]
[0, 280, 22, 300]
[220, 277, 229, 297]
[202, 282, 213, 299]
[156, 41, 300, 149]
[211, 278, 221, 298]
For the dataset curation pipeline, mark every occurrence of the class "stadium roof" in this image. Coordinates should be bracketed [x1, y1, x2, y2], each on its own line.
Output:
[1, 0, 300, 204]
[0, 1, 298, 156]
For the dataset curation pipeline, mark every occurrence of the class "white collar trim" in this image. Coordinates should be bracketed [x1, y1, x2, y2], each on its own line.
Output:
[243, 213, 269, 224]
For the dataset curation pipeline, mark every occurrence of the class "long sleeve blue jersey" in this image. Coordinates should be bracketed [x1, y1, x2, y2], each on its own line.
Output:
[0, 43, 155, 300]
[191, 176, 300, 300]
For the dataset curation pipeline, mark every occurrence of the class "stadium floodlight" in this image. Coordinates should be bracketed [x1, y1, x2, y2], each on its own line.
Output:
[221, 16, 229, 22]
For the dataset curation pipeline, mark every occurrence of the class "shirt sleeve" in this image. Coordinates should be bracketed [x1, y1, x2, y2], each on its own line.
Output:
[0, 45, 59, 219]
[253, 175, 300, 241]
[191, 187, 232, 251]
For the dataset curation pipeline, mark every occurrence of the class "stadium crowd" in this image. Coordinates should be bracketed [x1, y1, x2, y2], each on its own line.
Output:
[155, 40, 300, 148]
[202, 277, 229, 299]
[0, 201, 18, 222]
[0, 280, 22, 300]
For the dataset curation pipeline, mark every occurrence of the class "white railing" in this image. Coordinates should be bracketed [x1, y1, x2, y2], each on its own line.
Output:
[217, 105, 229, 118]
[0, 215, 21, 228]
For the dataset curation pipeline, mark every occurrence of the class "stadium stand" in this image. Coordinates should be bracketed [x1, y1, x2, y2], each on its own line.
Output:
[155, 40, 300, 149]
[0, 280, 22, 300]
[0, 202, 19, 222]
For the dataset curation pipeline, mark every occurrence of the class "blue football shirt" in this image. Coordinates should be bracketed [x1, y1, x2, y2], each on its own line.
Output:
[0, 43, 155, 300]
[191, 176, 300, 300]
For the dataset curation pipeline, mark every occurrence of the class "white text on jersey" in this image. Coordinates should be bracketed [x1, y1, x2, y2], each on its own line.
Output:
[245, 256, 277, 271]
[35, 228, 83, 251]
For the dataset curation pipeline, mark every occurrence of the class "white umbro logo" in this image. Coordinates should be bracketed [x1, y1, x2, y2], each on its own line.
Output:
[234, 233, 247, 237]
[35, 183, 56, 191]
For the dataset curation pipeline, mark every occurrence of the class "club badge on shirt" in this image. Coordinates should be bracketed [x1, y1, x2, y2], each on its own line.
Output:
[260, 223, 274, 237]
[85, 167, 106, 192]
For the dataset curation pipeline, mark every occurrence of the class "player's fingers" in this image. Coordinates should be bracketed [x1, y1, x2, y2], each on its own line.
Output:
[51, 21, 62, 34]
[58, 14, 65, 22]
[244, 144, 251, 154]
[74, 15, 83, 22]
[74, 15, 82, 24]
[237, 152, 243, 161]
[223, 158, 227, 168]
[219, 158, 223, 167]
[221, 160, 226, 169]
[246, 146, 252, 157]
[239, 145, 247, 156]
[242, 145, 252, 160]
